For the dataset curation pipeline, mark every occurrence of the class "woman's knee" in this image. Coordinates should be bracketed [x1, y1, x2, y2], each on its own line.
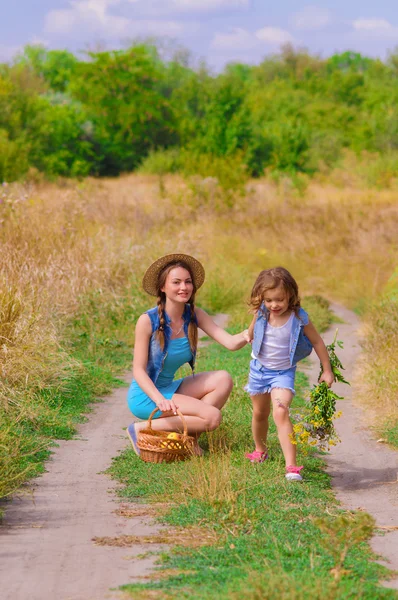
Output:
[216, 370, 233, 393]
[204, 407, 222, 431]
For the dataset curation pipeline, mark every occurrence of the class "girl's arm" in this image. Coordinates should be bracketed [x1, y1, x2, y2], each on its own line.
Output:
[132, 314, 178, 414]
[196, 308, 249, 351]
[303, 321, 334, 387]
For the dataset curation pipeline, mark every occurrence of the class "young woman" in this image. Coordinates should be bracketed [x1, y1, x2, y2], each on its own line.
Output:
[127, 253, 249, 455]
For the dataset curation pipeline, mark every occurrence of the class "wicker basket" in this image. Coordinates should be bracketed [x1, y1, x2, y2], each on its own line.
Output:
[137, 409, 195, 463]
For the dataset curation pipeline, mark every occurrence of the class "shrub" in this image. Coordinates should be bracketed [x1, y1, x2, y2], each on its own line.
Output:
[138, 148, 181, 175]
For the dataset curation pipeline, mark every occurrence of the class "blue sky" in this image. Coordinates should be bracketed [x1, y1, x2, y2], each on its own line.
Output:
[1, 0, 398, 70]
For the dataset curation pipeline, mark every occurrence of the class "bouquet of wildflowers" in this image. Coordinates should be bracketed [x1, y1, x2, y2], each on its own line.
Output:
[292, 331, 349, 452]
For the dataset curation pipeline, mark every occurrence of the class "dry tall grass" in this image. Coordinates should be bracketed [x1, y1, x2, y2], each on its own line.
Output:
[354, 297, 398, 428]
[1, 172, 397, 498]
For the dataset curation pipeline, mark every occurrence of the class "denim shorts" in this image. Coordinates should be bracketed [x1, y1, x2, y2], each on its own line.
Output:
[245, 359, 296, 396]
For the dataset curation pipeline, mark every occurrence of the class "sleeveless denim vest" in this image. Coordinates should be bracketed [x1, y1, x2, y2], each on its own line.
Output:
[252, 305, 313, 367]
[145, 305, 197, 385]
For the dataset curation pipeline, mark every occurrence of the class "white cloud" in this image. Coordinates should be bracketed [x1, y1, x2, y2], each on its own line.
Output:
[171, 0, 248, 9]
[124, 0, 249, 13]
[352, 18, 398, 40]
[45, 0, 183, 38]
[292, 5, 331, 31]
[45, 1, 128, 35]
[212, 25, 294, 51]
[255, 27, 293, 45]
[353, 18, 392, 31]
[212, 28, 256, 50]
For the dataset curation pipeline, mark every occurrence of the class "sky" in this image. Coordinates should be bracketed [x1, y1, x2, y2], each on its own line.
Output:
[1, 0, 398, 70]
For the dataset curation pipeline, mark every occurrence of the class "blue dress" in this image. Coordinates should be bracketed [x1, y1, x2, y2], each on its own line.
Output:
[127, 337, 193, 419]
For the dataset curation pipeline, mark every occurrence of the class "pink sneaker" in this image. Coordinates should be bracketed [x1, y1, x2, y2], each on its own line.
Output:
[285, 465, 303, 481]
[245, 450, 268, 463]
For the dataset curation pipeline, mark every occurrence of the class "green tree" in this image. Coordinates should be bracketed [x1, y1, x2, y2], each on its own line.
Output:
[69, 45, 176, 175]
[16, 45, 78, 92]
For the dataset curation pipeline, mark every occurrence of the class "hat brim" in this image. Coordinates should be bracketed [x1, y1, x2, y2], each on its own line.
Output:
[142, 253, 205, 296]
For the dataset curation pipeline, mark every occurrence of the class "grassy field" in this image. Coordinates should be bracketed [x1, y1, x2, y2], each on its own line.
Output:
[109, 315, 396, 599]
[0, 171, 397, 507]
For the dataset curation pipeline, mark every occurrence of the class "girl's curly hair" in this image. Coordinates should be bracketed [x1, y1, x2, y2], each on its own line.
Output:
[249, 267, 301, 315]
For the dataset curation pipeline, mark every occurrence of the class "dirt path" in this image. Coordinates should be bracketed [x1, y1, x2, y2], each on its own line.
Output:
[305, 302, 398, 590]
[0, 314, 230, 600]
[1, 308, 396, 597]
[0, 375, 164, 600]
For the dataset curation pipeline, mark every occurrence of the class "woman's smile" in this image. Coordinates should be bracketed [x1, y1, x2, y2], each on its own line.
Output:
[161, 267, 194, 302]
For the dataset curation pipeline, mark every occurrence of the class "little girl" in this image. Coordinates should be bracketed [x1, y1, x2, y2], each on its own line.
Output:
[245, 267, 334, 481]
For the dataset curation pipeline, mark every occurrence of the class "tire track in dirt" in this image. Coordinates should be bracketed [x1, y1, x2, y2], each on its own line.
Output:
[304, 302, 398, 590]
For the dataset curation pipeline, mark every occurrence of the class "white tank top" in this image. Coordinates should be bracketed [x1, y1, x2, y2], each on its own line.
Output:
[253, 312, 294, 370]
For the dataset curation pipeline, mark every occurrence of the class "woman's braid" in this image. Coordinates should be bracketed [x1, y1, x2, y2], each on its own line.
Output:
[156, 295, 166, 350]
[188, 298, 198, 355]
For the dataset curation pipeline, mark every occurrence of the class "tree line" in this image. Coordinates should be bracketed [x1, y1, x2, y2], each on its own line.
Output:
[1, 43, 398, 182]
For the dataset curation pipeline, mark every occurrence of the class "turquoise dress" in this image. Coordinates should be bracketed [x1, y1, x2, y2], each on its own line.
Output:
[127, 337, 193, 419]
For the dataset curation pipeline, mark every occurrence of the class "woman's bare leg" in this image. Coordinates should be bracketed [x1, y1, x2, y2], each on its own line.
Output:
[176, 370, 233, 454]
[177, 370, 233, 409]
[134, 393, 222, 436]
[132, 372, 232, 456]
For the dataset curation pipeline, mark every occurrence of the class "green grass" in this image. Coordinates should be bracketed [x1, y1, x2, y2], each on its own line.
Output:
[301, 295, 340, 332]
[377, 418, 398, 448]
[0, 285, 150, 505]
[109, 323, 396, 599]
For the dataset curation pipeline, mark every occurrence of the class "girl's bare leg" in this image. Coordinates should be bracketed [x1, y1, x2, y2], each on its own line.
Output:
[250, 393, 271, 452]
[270, 388, 295, 467]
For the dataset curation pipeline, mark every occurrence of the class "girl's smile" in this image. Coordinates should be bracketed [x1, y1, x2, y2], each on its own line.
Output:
[263, 286, 290, 317]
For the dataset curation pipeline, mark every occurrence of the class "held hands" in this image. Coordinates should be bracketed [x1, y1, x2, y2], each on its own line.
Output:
[319, 370, 334, 388]
[242, 329, 252, 344]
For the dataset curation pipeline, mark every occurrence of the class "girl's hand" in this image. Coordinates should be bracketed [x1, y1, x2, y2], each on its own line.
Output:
[156, 397, 178, 415]
[319, 370, 334, 387]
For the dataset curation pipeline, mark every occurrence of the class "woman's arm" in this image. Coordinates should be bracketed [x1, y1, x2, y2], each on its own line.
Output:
[247, 314, 256, 342]
[133, 314, 178, 414]
[196, 308, 249, 351]
[303, 321, 334, 387]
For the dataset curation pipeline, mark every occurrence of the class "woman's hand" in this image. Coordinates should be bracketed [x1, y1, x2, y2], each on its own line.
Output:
[319, 370, 334, 387]
[156, 396, 178, 415]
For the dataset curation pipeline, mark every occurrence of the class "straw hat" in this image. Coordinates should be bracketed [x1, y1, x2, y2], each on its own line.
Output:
[142, 253, 205, 296]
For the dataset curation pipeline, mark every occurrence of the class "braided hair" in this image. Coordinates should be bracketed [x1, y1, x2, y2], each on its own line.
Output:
[155, 260, 198, 354]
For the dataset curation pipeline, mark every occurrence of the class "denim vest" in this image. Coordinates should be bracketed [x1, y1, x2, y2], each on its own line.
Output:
[145, 305, 197, 385]
[252, 305, 313, 367]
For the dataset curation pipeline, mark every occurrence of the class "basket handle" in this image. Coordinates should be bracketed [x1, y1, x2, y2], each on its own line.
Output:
[147, 407, 189, 437]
